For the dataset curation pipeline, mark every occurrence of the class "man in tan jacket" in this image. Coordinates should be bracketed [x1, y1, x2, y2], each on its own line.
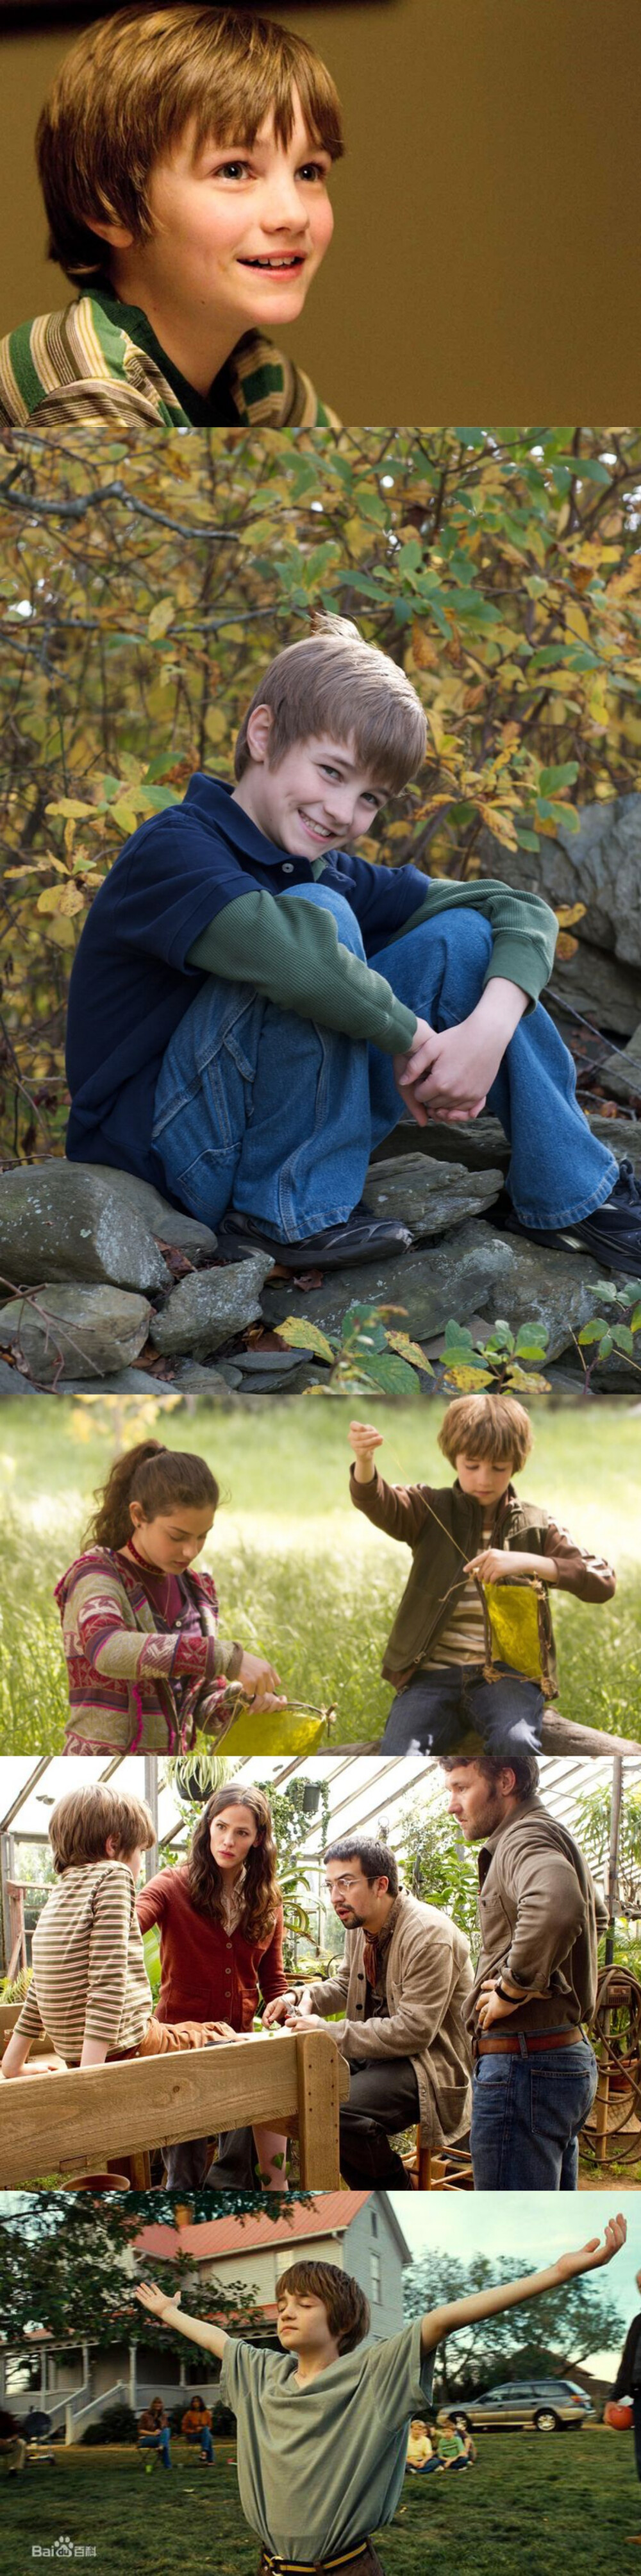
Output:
[440, 1754, 603, 2191]
[264, 1835, 472, 2187]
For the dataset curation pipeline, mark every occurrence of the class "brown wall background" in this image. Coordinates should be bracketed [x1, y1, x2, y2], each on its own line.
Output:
[1, 1, 641, 419]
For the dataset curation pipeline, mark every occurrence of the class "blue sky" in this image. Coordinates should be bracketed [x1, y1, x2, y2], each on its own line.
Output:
[390, 2191, 640, 2373]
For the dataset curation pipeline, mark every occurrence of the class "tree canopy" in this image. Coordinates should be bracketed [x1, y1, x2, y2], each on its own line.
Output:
[0, 2190, 306, 2352]
[1, 424, 640, 1159]
[403, 2248, 627, 2399]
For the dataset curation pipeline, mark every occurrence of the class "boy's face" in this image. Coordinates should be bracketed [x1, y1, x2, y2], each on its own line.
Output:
[454, 1452, 515, 1510]
[276, 2289, 337, 2358]
[98, 95, 333, 339]
[235, 721, 390, 855]
[105, 1838, 145, 1881]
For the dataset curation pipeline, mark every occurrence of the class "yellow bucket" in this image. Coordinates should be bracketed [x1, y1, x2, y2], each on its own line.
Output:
[221, 1706, 328, 1756]
[482, 1581, 545, 1683]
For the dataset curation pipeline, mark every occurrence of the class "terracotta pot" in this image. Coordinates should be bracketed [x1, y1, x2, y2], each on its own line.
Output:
[62, 2173, 131, 2193]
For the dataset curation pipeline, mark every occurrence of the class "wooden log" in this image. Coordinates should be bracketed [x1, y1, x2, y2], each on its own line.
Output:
[0, 2032, 349, 2190]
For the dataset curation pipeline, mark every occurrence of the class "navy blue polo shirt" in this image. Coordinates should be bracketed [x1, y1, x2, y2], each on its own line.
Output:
[65, 773, 431, 1185]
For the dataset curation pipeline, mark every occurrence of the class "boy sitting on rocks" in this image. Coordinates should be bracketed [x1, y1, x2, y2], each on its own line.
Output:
[0, 5, 342, 432]
[349, 1392, 615, 1754]
[65, 611, 641, 1277]
[135, 2219, 626, 2574]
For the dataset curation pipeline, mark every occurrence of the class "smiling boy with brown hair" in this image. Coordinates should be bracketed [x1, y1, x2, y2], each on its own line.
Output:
[0, 4, 343, 430]
[63, 606, 641, 1275]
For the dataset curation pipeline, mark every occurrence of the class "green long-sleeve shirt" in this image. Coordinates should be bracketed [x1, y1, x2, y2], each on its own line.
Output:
[187, 874, 557, 1053]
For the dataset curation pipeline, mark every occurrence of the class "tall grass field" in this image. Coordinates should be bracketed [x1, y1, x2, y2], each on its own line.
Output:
[0, 1395, 640, 1752]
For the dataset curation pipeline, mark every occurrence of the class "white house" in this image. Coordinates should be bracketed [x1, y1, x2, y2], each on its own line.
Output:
[2, 2191, 412, 2441]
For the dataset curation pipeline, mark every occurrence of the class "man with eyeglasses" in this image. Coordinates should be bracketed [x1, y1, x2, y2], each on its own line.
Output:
[262, 1835, 473, 2189]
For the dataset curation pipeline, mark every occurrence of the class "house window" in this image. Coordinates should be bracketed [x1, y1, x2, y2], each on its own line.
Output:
[370, 2255, 381, 2303]
[370, 2209, 378, 2238]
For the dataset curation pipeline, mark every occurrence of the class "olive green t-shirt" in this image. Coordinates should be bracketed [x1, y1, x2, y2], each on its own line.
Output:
[219, 2318, 434, 2557]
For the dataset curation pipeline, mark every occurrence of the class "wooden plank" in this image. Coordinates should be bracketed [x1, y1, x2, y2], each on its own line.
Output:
[295, 2031, 348, 2189]
[0, 2033, 347, 2189]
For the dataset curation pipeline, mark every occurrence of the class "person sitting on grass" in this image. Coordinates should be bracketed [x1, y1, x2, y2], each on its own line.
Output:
[63, 609, 641, 1277]
[0, 2409, 27, 2479]
[135, 2219, 627, 2576]
[405, 2418, 437, 2474]
[55, 1437, 285, 1756]
[349, 1392, 615, 1756]
[0, 6, 343, 432]
[138, 2397, 171, 2470]
[0, 1782, 240, 2085]
[433, 2417, 469, 2471]
[181, 2395, 215, 2462]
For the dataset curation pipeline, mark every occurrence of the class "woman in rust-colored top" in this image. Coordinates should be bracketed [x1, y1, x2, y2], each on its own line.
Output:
[137, 1782, 288, 2191]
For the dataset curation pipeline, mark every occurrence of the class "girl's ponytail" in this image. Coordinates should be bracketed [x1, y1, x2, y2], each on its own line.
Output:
[86, 1443, 219, 1552]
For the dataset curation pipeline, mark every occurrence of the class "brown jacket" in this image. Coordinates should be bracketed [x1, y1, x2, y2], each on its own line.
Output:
[350, 1469, 615, 1692]
[466, 1793, 607, 2034]
[305, 1890, 473, 2149]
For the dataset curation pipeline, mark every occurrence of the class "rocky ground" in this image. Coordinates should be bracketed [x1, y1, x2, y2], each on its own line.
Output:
[0, 1116, 638, 1399]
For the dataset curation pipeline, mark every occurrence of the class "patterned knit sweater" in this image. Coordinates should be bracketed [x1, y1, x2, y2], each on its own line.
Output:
[56, 1546, 243, 1755]
[0, 297, 340, 431]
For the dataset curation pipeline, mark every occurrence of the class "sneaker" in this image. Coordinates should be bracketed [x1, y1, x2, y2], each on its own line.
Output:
[214, 1202, 413, 1271]
[505, 1158, 641, 1275]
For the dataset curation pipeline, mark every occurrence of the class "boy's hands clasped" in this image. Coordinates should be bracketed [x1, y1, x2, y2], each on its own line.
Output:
[394, 981, 529, 1128]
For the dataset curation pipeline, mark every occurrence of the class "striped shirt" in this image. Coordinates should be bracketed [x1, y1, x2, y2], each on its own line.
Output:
[426, 1520, 493, 1665]
[14, 1860, 152, 2061]
[0, 294, 340, 432]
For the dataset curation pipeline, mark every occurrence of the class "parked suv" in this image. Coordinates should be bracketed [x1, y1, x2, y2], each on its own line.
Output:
[437, 2380, 594, 2433]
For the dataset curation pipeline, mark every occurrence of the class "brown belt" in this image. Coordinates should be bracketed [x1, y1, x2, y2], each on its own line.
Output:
[477, 2029, 581, 2055]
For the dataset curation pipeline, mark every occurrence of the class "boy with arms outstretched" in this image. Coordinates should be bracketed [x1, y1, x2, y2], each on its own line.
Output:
[64, 612, 641, 1276]
[136, 2216, 626, 2573]
[349, 1392, 615, 1753]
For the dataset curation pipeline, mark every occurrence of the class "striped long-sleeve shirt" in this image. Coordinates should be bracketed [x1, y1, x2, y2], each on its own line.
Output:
[0, 294, 340, 432]
[14, 1861, 152, 2061]
[56, 1547, 243, 1755]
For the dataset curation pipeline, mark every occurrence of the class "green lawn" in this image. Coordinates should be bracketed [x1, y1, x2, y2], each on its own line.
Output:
[1, 1395, 640, 1751]
[0, 2432, 637, 2576]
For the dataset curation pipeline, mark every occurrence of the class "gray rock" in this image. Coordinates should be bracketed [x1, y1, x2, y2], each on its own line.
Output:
[82, 1165, 219, 1259]
[370, 1115, 510, 1175]
[150, 1253, 274, 1357]
[172, 1361, 242, 1395]
[262, 1218, 604, 1365]
[262, 1224, 515, 1345]
[549, 942, 641, 1040]
[0, 1356, 37, 1396]
[235, 1348, 308, 1376]
[363, 1152, 503, 1238]
[474, 1231, 606, 1361]
[478, 791, 641, 972]
[599, 1025, 641, 1104]
[588, 1116, 641, 1173]
[0, 1164, 170, 1293]
[0, 1284, 152, 1384]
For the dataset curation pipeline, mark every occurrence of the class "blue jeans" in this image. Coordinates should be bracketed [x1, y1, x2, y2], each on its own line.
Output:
[381, 1662, 544, 1755]
[185, 2429, 214, 2461]
[138, 2428, 171, 2467]
[151, 887, 617, 1240]
[470, 2035, 598, 2189]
